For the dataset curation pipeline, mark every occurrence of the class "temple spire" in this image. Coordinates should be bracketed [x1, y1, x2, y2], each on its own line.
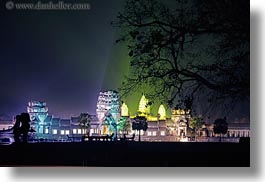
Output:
[158, 104, 166, 120]
[138, 94, 150, 115]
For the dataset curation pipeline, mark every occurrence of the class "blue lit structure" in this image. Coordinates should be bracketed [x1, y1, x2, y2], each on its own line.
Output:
[96, 90, 121, 134]
[27, 101, 48, 138]
[0, 95, 250, 143]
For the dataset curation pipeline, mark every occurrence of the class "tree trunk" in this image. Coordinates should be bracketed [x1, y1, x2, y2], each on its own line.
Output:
[138, 130, 141, 142]
[115, 128, 118, 141]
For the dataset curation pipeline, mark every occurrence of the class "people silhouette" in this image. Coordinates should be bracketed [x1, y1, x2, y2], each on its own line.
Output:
[20, 113, 31, 143]
[13, 115, 21, 143]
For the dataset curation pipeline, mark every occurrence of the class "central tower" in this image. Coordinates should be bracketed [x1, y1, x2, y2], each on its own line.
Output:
[138, 94, 150, 116]
[96, 90, 121, 134]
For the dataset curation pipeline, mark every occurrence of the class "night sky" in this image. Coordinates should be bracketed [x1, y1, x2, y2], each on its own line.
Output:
[0, 0, 249, 123]
[0, 0, 128, 118]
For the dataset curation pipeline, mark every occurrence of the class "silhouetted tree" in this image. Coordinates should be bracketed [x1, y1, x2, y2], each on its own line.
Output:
[78, 113, 92, 136]
[132, 116, 148, 142]
[213, 118, 228, 142]
[20, 113, 31, 143]
[104, 113, 118, 140]
[118, 117, 132, 134]
[13, 115, 21, 143]
[189, 116, 204, 141]
[112, 0, 249, 114]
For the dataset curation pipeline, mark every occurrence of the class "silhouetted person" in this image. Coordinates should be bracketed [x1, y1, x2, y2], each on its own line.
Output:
[13, 115, 21, 143]
[20, 113, 31, 143]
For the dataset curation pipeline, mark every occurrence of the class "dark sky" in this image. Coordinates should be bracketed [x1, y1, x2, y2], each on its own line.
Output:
[0, 0, 126, 118]
[0, 0, 249, 123]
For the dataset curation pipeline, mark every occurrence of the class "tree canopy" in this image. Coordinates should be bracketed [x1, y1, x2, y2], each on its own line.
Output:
[78, 113, 92, 136]
[118, 117, 132, 134]
[103, 113, 118, 134]
[189, 116, 204, 131]
[132, 116, 148, 141]
[112, 0, 249, 115]
[213, 118, 228, 135]
[189, 116, 204, 139]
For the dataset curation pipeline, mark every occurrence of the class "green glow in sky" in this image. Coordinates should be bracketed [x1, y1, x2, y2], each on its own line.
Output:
[101, 40, 170, 117]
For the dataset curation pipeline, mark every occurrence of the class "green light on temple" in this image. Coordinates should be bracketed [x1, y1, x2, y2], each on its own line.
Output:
[158, 104, 166, 120]
[138, 94, 150, 116]
[121, 102, 129, 116]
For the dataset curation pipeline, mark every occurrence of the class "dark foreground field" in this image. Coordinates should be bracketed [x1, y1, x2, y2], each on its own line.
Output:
[0, 141, 250, 167]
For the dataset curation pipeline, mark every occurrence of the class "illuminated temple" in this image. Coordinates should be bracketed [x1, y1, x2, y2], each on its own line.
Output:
[0, 90, 250, 142]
